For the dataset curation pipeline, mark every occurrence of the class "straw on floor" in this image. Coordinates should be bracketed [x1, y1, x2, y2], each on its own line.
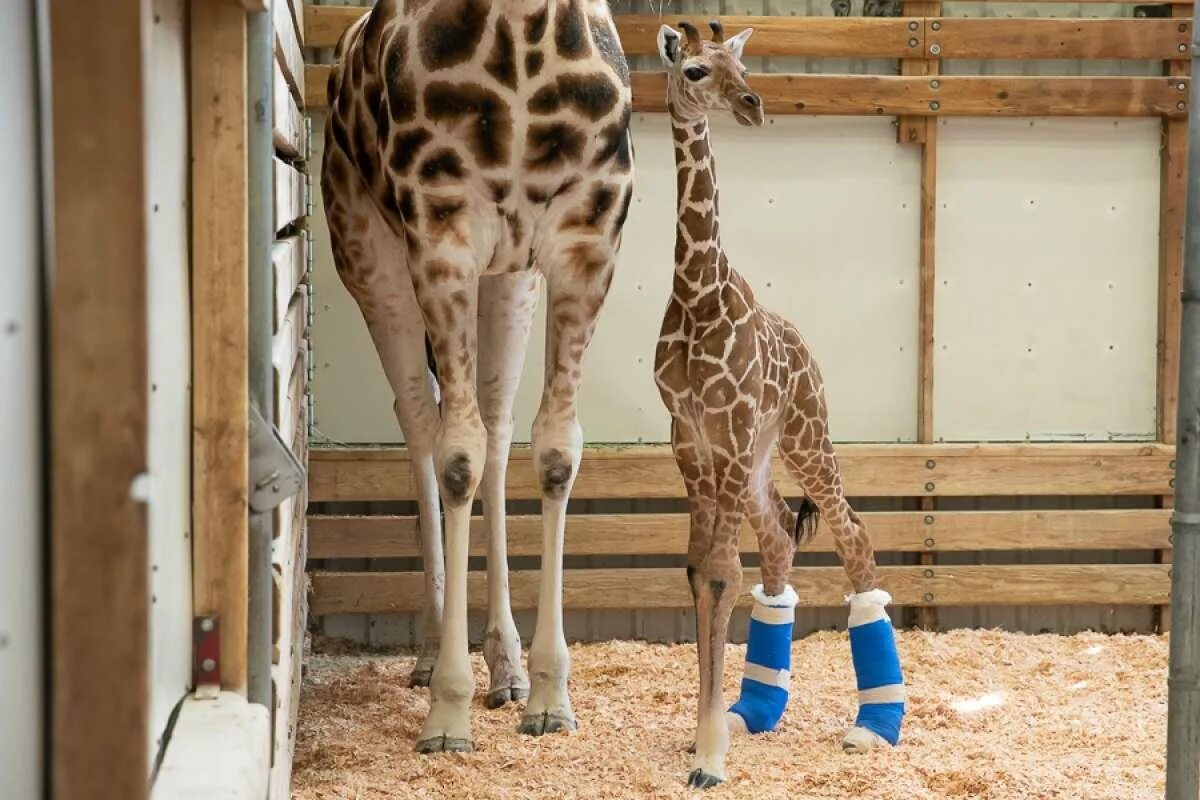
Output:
[292, 629, 1167, 800]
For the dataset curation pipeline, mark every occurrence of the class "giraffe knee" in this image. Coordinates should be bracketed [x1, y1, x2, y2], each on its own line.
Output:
[538, 448, 574, 499]
[440, 452, 477, 506]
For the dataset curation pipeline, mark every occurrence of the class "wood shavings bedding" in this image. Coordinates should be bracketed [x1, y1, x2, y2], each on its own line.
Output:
[292, 629, 1167, 800]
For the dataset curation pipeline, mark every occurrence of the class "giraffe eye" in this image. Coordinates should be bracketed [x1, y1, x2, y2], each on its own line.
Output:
[683, 66, 709, 81]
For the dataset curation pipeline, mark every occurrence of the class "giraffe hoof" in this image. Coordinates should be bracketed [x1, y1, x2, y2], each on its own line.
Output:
[409, 665, 434, 688]
[485, 685, 529, 709]
[518, 711, 577, 736]
[414, 735, 474, 754]
[686, 769, 723, 789]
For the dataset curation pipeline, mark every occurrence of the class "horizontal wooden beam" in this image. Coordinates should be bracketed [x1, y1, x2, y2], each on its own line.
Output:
[308, 444, 1174, 502]
[306, 508, 1172, 559]
[309, 563, 1170, 614]
[304, 64, 1187, 117]
[927, 18, 1191, 60]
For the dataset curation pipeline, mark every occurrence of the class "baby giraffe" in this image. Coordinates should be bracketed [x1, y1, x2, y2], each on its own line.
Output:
[652, 21, 907, 788]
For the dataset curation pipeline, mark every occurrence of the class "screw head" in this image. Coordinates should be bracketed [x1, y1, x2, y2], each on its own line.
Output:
[1170, 478, 1176, 489]
[909, 37, 919, 47]
[929, 43, 942, 55]
[930, 79, 941, 90]
[1170, 459, 1177, 470]
[924, 569, 934, 578]
[1181, 43, 1189, 53]
[931, 20, 941, 30]
[925, 459, 936, 469]
[1180, 23, 1188, 32]
[924, 537, 935, 548]
[924, 514, 935, 525]
[923, 592, 935, 603]
[1179, 83, 1187, 92]
[908, 20, 919, 30]
[200, 618, 214, 633]
[924, 481, 936, 491]
[928, 101, 940, 112]
[201, 658, 217, 673]
[1178, 101, 1187, 111]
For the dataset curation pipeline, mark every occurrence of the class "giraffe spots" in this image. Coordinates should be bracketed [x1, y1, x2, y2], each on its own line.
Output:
[423, 82, 512, 168]
[361, 0, 392, 70]
[525, 185, 551, 205]
[418, 0, 490, 70]
[680, 206, 715, 243]
[487, 179, 511, 204]
[383, 26, 407, 81]
[388, 128, 432, 175]
[560, 183, 617, 232]
[689, 139, 709, 162]
[554, 0, 590, 59]
[613, 185, 633, 234]
[527, 73, 619, 122]
[484, 19, 518, 91]
[524, 122, 586, 171]
[397, 187, 416, 224]
[588, 15, 630, 86]
[689, 168, 714, 204]
[592, 107, 632, 172]
[424, 197, 469, 246]
[418, 149, 465, 184]
[525, 7, 548, 43]
[440, 452, 474, 506]
[524, 51, 545, 78]
[562, 241, 612, 281]
[425, 258, 465, 284]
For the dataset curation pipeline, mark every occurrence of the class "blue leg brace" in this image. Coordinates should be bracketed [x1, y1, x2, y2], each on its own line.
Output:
[846, 589, 906, 748]
[728, 584, 798, 734]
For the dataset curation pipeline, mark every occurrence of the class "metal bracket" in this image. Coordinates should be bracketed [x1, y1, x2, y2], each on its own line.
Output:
[193, 615, 221, 699]
[248, 401, 305, 513]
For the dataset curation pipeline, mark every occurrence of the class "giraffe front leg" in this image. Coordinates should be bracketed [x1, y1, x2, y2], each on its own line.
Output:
[477, 272, 540, 709]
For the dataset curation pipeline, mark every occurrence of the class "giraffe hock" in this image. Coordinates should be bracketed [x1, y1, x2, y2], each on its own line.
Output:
[727, 584, 798, 735]
[843, 589, 906, 753]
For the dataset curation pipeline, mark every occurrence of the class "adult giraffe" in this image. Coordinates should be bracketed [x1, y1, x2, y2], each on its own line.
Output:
[321, 0, 634, 752]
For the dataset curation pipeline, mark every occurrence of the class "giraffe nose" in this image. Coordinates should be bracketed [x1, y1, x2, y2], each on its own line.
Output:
[741, 93, 761, 109]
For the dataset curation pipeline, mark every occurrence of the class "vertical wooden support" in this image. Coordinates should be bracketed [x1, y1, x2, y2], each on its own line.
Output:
[904, 0, 941, 631]
[192, 1, 250, 694]
[49, 1, 150, 796]
[1156, 9, 1190, 634]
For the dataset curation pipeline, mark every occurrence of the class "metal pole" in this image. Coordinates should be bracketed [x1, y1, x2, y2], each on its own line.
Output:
[1165, 17, 1200, 800]
[246, 0, 274, 711]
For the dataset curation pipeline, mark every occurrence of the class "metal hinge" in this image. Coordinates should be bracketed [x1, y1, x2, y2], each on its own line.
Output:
[248, 402, 305, 513]
[305, 115, 313, 162]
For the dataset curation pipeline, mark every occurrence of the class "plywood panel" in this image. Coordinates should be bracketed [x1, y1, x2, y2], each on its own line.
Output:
[274, 60, 305, 159]
[309, 114, 919, 444]
[0, 3, 42, 795]
[274, 157, 306, 233]
[273, 235, 306, 332]
[934, 118, 1160, 442]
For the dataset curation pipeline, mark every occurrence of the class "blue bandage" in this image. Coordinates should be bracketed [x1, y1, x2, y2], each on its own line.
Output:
[846, 589, 906, 747]
[728, 584, 798, 734]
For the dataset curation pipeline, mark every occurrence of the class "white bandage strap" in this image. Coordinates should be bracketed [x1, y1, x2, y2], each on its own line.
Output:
[858, 684, 907, 704]
[743, 662, 791, 690]
[751, 603, 796, 625]
[846, 589, 894, 628]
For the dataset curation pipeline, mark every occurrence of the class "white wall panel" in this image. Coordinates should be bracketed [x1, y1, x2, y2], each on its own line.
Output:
[312, 114, 920, 444]
[934, 118, 1159, 442]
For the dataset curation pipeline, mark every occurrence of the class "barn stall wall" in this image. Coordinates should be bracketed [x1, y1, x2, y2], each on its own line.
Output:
[299, 0, 1179, 648]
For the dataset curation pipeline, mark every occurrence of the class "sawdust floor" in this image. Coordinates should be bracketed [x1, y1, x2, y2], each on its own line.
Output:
[292, 629, 1168, 800]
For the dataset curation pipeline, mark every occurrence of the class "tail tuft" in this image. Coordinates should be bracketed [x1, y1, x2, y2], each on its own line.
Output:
[793, 497, 820, 545]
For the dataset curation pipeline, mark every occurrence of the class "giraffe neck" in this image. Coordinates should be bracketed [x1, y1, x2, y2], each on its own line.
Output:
[670, 104, 726, 291]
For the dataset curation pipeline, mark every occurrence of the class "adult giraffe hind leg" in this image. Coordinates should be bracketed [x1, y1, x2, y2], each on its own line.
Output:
[477, 272, 539, 709]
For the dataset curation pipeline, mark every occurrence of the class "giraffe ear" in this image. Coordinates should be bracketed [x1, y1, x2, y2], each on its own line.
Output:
[725, 27, 754, 61]
[657, 24, 682, 68]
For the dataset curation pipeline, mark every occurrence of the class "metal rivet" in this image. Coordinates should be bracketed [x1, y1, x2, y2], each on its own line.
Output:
[930, 79, 940, 90]
[924, 481, 935, 491]
[909, 37, 919, 47]
[1178, 101, 1187, 111]
[929, 43, 942, 55]
[924, 537, 935, 548]
[924, 515, 935, 525]
[908, 20, 919, 30]
[200, 618, 215, 632]
[924, 569, 934, 578]
[931, 20, 941, 30]
[1181, 43, 1189, 52]
[923, 592, 935, 602]
[201, 658, 217, 673]
[928, 101, 940, 112]
[925, 459, 936, 469]
[1179, 82, 1188, 92]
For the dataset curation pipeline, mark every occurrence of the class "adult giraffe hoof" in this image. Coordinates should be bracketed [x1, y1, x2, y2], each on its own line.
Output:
[686, 769, 723, 789]
[414, 735, 474, 754]
[485, 685, 529, 709]
[517, 711, 577, 736]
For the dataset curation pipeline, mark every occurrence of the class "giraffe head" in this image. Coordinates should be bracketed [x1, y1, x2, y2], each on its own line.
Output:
[656, 20, 763, 127]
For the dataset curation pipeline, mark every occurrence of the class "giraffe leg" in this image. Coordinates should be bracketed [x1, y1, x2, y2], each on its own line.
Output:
[476, 271, 539, 709]
[780, 418, 906, 754]
[519, 239, 616, 737]
[321, 147, 443, 688]
[407, 238, 488, 755]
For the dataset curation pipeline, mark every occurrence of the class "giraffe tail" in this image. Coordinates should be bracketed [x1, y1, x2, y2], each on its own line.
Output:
[793, 497, 820, 545]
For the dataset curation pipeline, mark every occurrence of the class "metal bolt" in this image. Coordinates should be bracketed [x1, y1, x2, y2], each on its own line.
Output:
[1179, 83, 1188, 92]
[924, 515, 935, 525]
[923, 592, 935, 603]
[1179, 101, 1187, 111]
[924, 481, 935, 491]
[928, 101, 940, 112]
[1181, 43, 1189, 53]
[924, 569, 934, 578]
[931, 20, 941, 30]
[930, 79, 940, 90]
[200, 617, 215, 633]
[201, 658, 217, 673]
[255, 470, 280, 491]
[925, 459, 936, 469]
[908, 20, 919, 30]
[929, 43, 942, 55]
[909, 37, 919, 47]
[924, 537, 935, 548]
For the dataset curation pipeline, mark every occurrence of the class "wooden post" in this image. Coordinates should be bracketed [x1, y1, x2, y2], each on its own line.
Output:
[1156, 8, 1189, 634]
[49, 1, 150, 796]
[192, 0, 250, 695]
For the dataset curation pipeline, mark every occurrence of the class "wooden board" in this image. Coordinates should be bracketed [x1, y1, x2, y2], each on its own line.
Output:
[307, 508, 1172, 559]
[273, 235, 306, 333]
[308, 444, 1175, 502]
[310, 563, 1171, 614]
[273, 59, 305, 160]
[191, 0, 249, 697]
[273, 291, 306, 387]
[304, 65, 1188, 117]
[274, 0, 304, 107]
[928, 18, 1191, 60]
[274, 157, 306, 233]
[49, 0, 150, 794]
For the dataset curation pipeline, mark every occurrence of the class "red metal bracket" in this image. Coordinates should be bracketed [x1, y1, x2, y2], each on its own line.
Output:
[192, 615, 221, 698]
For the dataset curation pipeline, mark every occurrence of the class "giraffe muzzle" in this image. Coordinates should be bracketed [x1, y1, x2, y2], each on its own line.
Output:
[733, 93, 765, 127]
